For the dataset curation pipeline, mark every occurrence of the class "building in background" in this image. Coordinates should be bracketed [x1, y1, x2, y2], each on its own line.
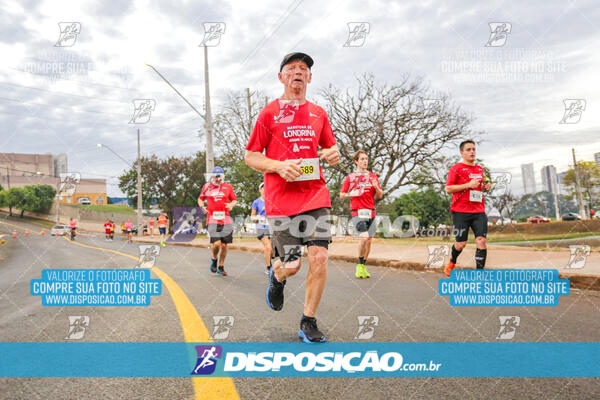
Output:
[0, 152, 107, 205]
[521, 163, 536, 194]
[557, 171, 568, 195]
[594, 152, 600, 166]
[541, 165, 559, 195]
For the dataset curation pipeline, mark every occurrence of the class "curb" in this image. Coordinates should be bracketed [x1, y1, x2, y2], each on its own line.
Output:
[133, 238, 600, 292]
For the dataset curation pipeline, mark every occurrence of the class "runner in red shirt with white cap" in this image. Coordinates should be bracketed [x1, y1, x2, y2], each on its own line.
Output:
[340, 150, 383, 279]
[198, 167, 237, 276]
[444, 140, 491, 277]
[245, 52, 339, 343]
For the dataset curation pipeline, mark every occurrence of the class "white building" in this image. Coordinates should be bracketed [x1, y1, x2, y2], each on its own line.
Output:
[541, 165, 559, 195]
[521, 163, 536, 194]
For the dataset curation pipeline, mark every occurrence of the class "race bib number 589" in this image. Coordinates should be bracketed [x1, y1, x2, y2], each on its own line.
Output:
[293, 158, 320, 182]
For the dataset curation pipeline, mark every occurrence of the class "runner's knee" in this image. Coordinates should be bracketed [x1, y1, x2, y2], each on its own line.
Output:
[475, 236, 486, 247]
[454, 241, 467, 251]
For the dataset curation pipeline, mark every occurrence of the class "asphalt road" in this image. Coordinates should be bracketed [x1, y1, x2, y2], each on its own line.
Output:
[1, 218, 599, 400]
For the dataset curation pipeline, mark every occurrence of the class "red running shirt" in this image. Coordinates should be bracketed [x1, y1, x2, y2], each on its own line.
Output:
[341, 171, 380, 218]
[446, 163, 486, 213]
[245, 99, 336, 217]
[199, 182, 237, 225]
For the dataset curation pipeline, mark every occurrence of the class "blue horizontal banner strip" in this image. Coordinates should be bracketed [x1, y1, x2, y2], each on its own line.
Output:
[0, 342, 598, 378]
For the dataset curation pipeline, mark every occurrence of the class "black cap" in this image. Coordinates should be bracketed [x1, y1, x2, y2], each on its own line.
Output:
[280, 52, 314, 72]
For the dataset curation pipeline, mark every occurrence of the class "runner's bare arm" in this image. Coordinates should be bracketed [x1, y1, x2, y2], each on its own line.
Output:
[244, 150, 302, 182]
[371, 177, 384, 199]
[339, 191, 350, 199]
[226, 200, 237, 210]
[446, 179, 480, 193]
[318, 145, 339, 166]
[250, 207, 258, 221]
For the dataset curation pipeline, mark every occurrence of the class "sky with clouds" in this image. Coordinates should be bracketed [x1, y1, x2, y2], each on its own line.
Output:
[1, 0, 599, 196]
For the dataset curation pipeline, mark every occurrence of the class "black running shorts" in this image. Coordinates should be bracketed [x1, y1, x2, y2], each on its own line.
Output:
[270, 207, 332, 262]
[451, 212, 487, 242]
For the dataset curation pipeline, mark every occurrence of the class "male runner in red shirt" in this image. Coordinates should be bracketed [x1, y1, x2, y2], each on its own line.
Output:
[245, 52, 339, 343]
[340, 150, 383, 279]
[198, 166, 237, 276]
[104, 219, 112, 241]
[444, 140, 491, 276]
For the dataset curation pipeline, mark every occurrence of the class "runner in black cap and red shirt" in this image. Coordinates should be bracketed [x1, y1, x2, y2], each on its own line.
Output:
[245, 52, 339, 343]
[444, 140, 491, 277]
[198, 166, 237, 276]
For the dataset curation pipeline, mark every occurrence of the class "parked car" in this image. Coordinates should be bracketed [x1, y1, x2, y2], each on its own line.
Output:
[561, 213, 582, 221]
[50, 225, 69, 236]
[78, 197, 91, 205]
[527, 215, 550, 223]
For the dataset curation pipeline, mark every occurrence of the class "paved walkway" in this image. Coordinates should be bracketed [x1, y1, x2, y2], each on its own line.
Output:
[132, 235, 600, 290]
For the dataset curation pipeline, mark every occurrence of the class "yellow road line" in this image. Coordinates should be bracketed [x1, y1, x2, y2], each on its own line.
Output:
[62, 237, 240, 400]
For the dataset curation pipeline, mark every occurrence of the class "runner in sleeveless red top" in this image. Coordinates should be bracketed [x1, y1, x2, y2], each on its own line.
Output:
[245, 52, 339, 343]
[340, 150, 383, 279]
[444, 140, 491, 277]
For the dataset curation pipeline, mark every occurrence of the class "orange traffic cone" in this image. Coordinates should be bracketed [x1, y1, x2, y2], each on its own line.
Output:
[12, 229, 17, 238]
[25, 230, 29, 237]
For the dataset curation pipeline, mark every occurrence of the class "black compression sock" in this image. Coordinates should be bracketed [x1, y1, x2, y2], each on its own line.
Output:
[359, 257, 366, 265]
[475, 248, 487, 269]
[451, 245, 462, 264]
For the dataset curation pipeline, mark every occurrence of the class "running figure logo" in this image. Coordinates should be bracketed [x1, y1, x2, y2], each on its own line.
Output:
[485, 22, 512, 47]
[565, 245, 591, 269]
[426, 245, 449, 268]
[55, 22, 81, 47]
[65, 316, 89, 340]
[135, 245, 160, 269]
[199, 23, 226, 47]
[488, 172, 512, 196]
[344, 22, 370, 47]
[274, 101, 299, 124]
[282, 244, 304, 266]
[59, 173, 81, 197]
[559, 99, 586, 124]
[355, 316, 379, 339]
[170, 207, 202, 242]
[497, 316, 520, 340]
[191, 345, 222, 375]
[210, 316, 235, 340]
[129, 99, 156, 124]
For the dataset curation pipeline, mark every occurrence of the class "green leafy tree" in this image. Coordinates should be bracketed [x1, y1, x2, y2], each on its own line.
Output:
[562, 161, 600, 211]
[119, 153, 207, 226]
[6, 187, 26, 217]
[393, 188, 452, 228]
[23, 185, 56, 213]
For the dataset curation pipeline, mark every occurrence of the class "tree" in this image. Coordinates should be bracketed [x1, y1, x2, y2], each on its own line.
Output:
[6, 187, 26, 217]
[213, 89, 267, 162]
[512, 191, 577, 220]
[119, 152, 207, 226]
[562, 161, 600, 211]
[23, 185, 56, 214]
[489, 191, 519, 222]
[393, 188, 452, 228]
[320, 74, 481, 214]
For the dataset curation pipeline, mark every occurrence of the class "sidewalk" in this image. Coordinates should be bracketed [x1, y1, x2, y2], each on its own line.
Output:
[133, 235, 600, 291]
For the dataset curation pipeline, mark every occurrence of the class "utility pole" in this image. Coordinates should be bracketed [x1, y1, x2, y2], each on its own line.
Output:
[246, 88, 253, 133]
[265, 96, 269, 107]
[204, 45, 214, 173]
[572, 148, 587, 219]
[137, 129, 143, 236]
[553, 191, 560, 221]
